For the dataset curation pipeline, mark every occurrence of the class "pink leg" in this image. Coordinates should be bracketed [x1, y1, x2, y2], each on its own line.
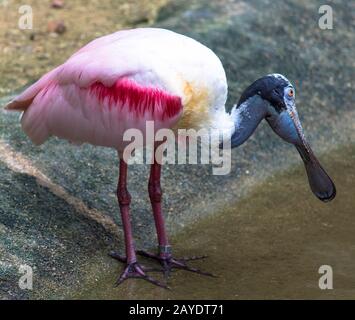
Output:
[138, 160, 214, 278]
[109, 159, 167, 288]
[117, 160, 136, 263]
[148, 161, 172, 259]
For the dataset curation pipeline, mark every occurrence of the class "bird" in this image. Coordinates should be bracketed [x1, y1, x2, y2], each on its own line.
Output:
[5, 28, 336, 288]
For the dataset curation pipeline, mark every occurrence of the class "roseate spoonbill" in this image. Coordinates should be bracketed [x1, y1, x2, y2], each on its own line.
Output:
[5, 28, 336, 288]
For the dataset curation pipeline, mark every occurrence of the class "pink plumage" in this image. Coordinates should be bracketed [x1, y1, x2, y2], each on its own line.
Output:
[4, 28, 231, 287]
[90, 78, 182, 119]
[6, 28, 228, 152]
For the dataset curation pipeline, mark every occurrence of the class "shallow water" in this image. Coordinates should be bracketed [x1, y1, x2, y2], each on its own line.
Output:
[71, 143, 355, 299]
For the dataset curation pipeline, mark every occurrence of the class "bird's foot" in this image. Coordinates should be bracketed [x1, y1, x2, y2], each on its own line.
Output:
[137, 246, 215, 278]
[109, 251, 168, 288]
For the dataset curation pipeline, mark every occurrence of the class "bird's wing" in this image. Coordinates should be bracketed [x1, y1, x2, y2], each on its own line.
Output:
[5, 29, 178, 112]
[5, 51, 148, 112]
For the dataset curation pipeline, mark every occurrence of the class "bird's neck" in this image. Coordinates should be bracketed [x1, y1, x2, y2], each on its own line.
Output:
[180, 95, 270, 148]
[214, 95, 270, 148]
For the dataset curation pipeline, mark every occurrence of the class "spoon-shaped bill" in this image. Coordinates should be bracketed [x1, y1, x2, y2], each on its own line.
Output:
[295, 142, 336, 202]
[266, 107, 336, 202]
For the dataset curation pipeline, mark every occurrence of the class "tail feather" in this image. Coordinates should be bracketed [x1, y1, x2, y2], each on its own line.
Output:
[5, 97, 35, 111]
[4, 69, 60, 145]
[4, 66, 59, 112]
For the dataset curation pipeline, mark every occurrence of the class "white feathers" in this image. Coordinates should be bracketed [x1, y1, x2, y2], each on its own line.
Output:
[210, 109, 235, 138]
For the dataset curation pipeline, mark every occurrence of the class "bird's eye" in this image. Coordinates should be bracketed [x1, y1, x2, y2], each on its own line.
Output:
[288, 89, 294, 97]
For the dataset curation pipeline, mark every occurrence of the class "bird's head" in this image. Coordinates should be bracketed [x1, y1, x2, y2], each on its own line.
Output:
[226, 74, 336, 202]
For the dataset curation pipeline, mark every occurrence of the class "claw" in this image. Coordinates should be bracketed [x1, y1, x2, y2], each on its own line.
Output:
[115, 262, 168, 289]
[109, 252, 169, 288]
[109, 251, 163, 273]
[137, 250, 216, 278]
[180, 255, 208, 262]
[136, 250, 161, 260]
[109, 251, 126, 263]
[170, 258, 216, 277]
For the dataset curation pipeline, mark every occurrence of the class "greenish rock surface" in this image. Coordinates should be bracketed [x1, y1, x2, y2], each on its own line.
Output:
[0, 0, 354, 299]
